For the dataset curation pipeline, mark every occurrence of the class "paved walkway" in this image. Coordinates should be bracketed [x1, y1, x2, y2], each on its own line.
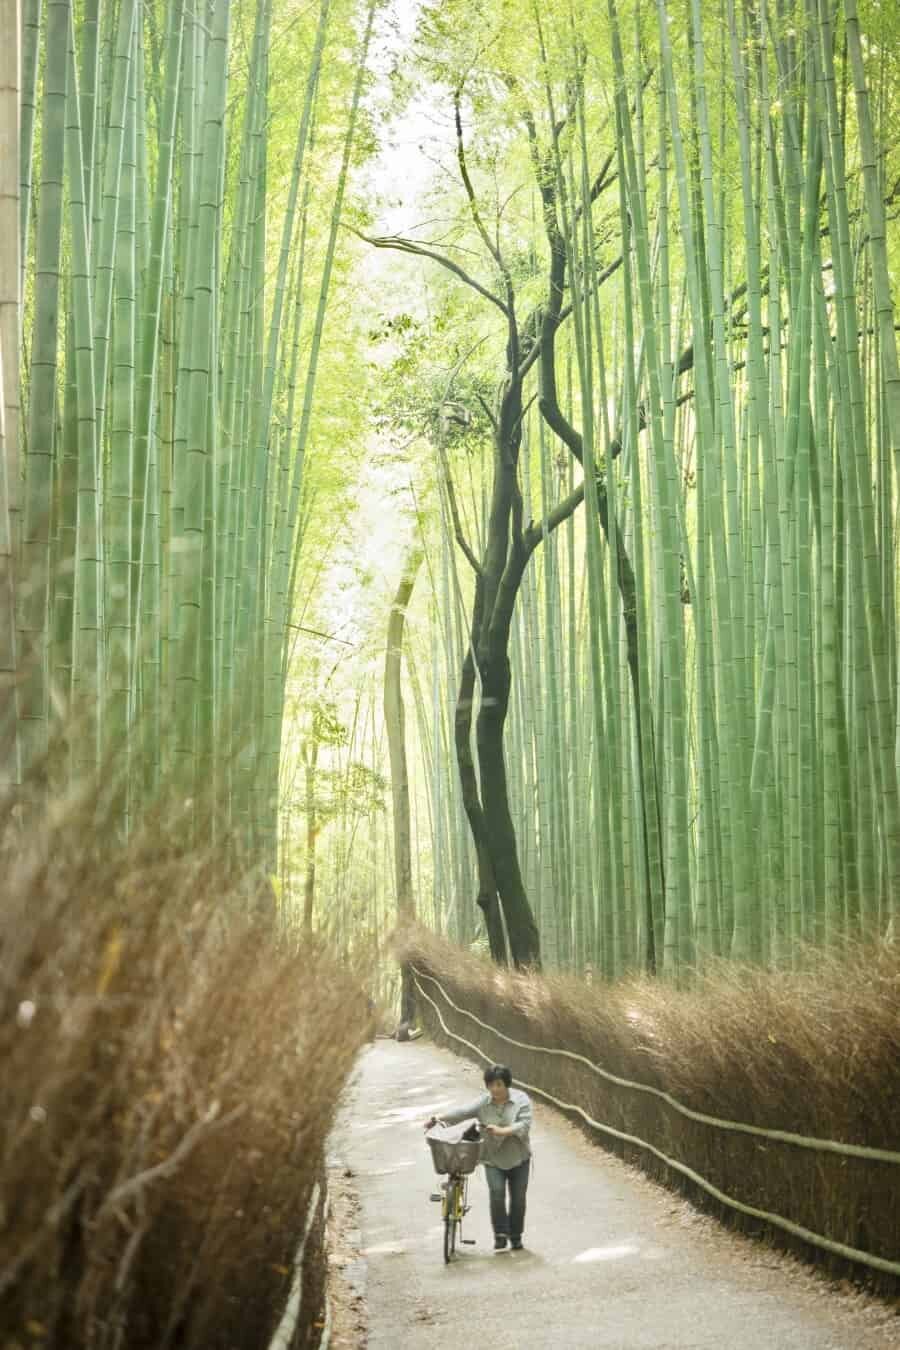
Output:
[329, 1041, 898, 1349]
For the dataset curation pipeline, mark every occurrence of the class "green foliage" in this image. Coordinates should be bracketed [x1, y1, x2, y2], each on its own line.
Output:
[12, 0, 900, 978]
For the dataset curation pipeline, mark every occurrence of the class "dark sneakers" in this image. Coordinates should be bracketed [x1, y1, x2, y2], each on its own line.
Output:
[494, 1235, 508, 1251]
[510, 1239, 524, 1250]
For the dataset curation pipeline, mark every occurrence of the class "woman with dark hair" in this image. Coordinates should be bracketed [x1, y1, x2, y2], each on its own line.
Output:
[424, 1064, 533, 1251]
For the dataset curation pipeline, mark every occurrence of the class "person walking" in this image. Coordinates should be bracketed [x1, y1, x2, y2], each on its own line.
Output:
[425, 1063, 532, 1251]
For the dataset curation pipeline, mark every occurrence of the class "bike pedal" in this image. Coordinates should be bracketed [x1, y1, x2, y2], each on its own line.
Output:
[429, 1193, 442, 1202]
[460, 1238, 476, 1245]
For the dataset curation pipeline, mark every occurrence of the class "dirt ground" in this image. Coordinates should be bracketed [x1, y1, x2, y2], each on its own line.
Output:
[323, 1040, 899, 1349]
[324, 1163, 369, 1349]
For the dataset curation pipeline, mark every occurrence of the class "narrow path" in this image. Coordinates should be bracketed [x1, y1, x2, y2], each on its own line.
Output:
[329, 1041, 898, 1349]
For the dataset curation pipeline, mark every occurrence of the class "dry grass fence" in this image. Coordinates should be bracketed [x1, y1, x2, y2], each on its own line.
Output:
[398, 926, 900, 1297]
[0, 777, 369, 1350]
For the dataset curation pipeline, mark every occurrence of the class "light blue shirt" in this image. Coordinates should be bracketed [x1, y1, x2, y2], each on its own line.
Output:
[440, 1087, 533, 1169]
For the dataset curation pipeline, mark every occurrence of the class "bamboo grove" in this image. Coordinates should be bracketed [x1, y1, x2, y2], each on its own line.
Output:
[381, 0, 900, 978]
[2, 0, 900, 985]
[0, 0, 376, 866]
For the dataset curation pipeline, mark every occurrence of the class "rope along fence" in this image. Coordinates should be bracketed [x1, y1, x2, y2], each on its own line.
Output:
[411, 966, 900, 1279]
[269, 1176, 331, 1350]
[410, 967, 900, 1164]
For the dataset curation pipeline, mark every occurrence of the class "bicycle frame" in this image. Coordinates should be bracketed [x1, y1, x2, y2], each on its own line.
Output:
[441, 1170, 470, 1263]
[426, 1126, 481, 1265]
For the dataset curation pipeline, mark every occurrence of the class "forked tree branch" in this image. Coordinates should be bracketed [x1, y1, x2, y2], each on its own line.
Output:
[454, 90, 508, 280]
[523, 481, 586, 556]
[352, 228, 511, 318]
[440, 450, 482, 576]
[454, 85, 520, 368]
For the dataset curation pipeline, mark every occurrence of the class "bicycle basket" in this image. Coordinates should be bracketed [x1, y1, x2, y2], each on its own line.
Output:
[426, 1125, 483, 1176]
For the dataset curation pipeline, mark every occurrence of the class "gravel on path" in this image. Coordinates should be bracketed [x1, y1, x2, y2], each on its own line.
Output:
[328, 1040, 899, 1350]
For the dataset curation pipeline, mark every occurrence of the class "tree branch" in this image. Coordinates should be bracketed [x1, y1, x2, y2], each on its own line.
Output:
[441, 451, 482, 576]
[454, 90, 507, 278]
[475, 390, 498, 432]
[523, 481, 585, 555]
[453, 86, 520, 369]
[511, 469, 525, 548]
[518, 253, 623, 383]
[574, 149, 617, 221]
[352, 228, 511, 318]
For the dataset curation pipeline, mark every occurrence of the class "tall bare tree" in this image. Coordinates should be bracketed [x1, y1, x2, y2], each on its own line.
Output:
[363, 87, 597, 967]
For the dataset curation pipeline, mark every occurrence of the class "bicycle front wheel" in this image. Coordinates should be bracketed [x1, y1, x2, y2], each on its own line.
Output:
[443, 1179, 459, 1263]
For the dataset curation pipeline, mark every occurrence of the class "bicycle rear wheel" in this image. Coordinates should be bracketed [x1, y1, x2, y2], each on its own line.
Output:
[443, 1179, 459, 1263]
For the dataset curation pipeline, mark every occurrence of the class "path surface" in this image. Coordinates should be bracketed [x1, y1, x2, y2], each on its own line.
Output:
[328, 1040, 899, 1350]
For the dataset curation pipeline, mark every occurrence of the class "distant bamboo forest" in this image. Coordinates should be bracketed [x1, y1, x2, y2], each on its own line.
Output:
[2, 0, 899, 983]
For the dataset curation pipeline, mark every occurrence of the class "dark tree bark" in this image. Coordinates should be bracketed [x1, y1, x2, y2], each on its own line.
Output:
[453, 573, 508, 964]
[451, 383, 580, 968]
[476, 611, 541, 965]
[443, 369, 560, 967]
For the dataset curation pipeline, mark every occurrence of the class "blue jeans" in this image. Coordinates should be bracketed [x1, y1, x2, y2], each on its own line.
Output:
[484, 1158, 530, 1242]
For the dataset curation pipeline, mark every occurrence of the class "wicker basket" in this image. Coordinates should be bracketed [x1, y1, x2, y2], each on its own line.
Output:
[426, 1126, 483, 1176]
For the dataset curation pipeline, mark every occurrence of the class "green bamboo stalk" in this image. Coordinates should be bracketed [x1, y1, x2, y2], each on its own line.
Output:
[66, 9, 102, 775]
[844, 0, 900, 469]
[78, 0, 100, 230]
[687, 0, 757, 960]
[0, 339, 18, 785]
[252, 0, 331, 861]
[173, 0, 230, 797]
[614, 0, 693, 973]
[812, 252, 841, 941]
[89, 0, 135, 458]
[132, 0, 183, 713]
[19, 0, 40, 332]
[0, 0, 20, 589]
[107, 10, 138, 823]
[20, 0, 69, 775]
[814, 0, 900, 922]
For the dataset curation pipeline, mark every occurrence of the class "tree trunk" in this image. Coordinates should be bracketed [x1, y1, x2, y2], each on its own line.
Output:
[447, 393, 554, 968]
[385, 542, 423, 1023]
[445, 375, 583, 968]
[476, 647, 540, 966]
[453, 576, 507, 963]
[365, 102, 591, 973]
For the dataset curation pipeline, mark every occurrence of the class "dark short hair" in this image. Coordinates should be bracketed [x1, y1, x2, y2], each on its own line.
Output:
[484, 1064, 512, 1088]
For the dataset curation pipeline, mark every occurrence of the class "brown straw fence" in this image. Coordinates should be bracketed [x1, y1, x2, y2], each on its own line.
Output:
[0, 776, 369, 1350]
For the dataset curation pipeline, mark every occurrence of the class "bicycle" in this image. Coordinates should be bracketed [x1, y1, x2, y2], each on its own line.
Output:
[425, 1122, 482, 1264]
[431, 1169, 475, 1262]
